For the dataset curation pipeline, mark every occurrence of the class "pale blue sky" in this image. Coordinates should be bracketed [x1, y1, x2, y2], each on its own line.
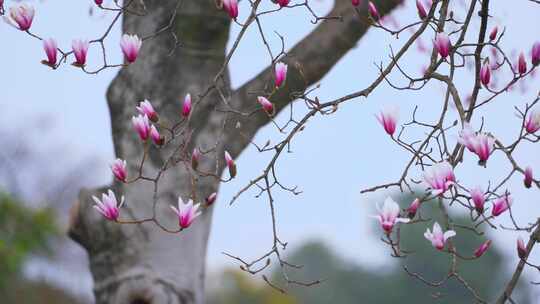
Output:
[2, 0, 540, 301]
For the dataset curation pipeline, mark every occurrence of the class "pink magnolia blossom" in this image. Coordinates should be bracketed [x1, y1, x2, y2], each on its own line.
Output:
[471, 133, 495, 164]
[518, 52, 527, 75]
[132, 114, 151, 141]
[524, 166, 533, 189]
[182, 93, 192, 117]
[435, 33, 451, 59]
[136, 99, 158, 122]
[532, 42, 540, 66]
[92, 190, 125, 221]
[474, 240, 491, 258]
[4, 3, 34, 31]
[192, 148, 201, 170]
[424, 222, 456, 250]
[224, 150, 237, 178]
[274, 62, 288, 88]
[407, 198, 421, 219]
[372, 197, 409, 233]
[469, 187, 485, 214]
[42, 38, 57, 67]
[491, 195, 512, 217]
[120, 34, 142, 63]
[206, 192, 217, 206]
[111, 158, 127, 182]
[257, 96, 274, 115]
[368, 1, 380, 21]
[351, 0, 361, 7]
[222, 0, 238, 19]
[376, 105, 399, 136]
[72, 39, 89, 66]
[416, 0, 427, 19]
[95, 0, 103, 5]
[277, 0, 290, 7]
[524, 111, 540, 133]
[480, 61, 491, 86]
[458, 124, 494, 164]
[170, 197, 201, 229]
[423, 161, 455, 196]
[489, 26, 498, 41]
[150, 125, 163, 146]
[517, 237, 527, 259]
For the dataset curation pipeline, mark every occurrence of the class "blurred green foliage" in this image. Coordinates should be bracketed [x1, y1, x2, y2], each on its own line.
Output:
[0, 192, 57, 287]
[208, 194, 531, 303]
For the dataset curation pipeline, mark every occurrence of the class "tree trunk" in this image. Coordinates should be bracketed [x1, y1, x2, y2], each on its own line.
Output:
[68, 0, 401, 303]
[70, 1, 233, 303]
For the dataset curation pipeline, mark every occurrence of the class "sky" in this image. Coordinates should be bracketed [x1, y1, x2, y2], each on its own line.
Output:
[2, 0, 540, 301]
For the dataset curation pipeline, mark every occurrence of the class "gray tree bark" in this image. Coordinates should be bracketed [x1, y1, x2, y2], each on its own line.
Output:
[69, 0, 401, 303]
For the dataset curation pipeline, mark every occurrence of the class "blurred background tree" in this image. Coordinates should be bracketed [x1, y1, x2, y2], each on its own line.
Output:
[207, 193, 532, 304]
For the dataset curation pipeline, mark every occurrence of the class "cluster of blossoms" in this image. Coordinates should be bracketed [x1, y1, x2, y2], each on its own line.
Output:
[4, 3, 142, 70]
[92, 97, 232, 229]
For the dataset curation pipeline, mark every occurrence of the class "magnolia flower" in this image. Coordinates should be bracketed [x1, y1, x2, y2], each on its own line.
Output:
[471, 133, 495, 164]
[524, 166, 533, 189]
[94, 0, 103, 5]
[72, 39, 89, 66]
[257, 96, 274, 116]
[435, 33, 451, 59]
[524, 111, 540, 133]
[489, 26, 498, 41]
[274, 62, 288, 88]
[182, 93, 192, 117]
[407, 198, 421, 219]
[532, 42, 540, 66]
[480, 62, 491, 86]
[132, 114, 151, 141]
[42, 38, 57, 67]
[469, 187, 485, 214]
[111, 158, 127, 182]
[351, 0, 361, 6]
[368, 1, 380, 21]
[191, 148, 201, 170]
[376, 105, 399, 136]
[222, 0, 238, 19]
[458, 124, 494, 164]
[120, 34, 142, 63]
[424, 222, 456, 250]
[277, 0, 290, 7]
[518, 52, 527, 75]
[474, 240, 491, 258]
[4, 3, 34, 31]
[423, 161, 455, 196]
[416, 0, 427, 19]
[136, 99, 158, 122]
[224, 150, 237, 178]
[491, 195, 512, 217]
[150, 125, 163, 146]
[517, 237, 527, 259]
[92, 190, 125, 221]
[170, 197, 201, 229]
[206, 192, 217, 206]
[372, 197, 410, 233]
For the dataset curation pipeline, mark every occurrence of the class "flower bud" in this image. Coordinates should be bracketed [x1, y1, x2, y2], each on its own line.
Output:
[182, 93, 192, 117]
[435, 33, 451, 59]
[480, 61, 491, 86]
[257, 96, 274, 116]
[274, 62, 288, 88]
[150, 125, 164, 146]
[407, 198, 421, 218]
[224, 151, 237, 178]
[524, 166, 533, 189]
[416, 0, 427, 20]
[5, 3, 34, 31]
[474, 240, 491, 258]
[206, 192, 217, 206]
[136, 99, 158, 122]
[518, 52, 527, 75]
[368, 1, 380, 22]
[517, 237, 527, 259]
[111, 158, 127, 182]
[42, 38, 57, 67]
[489, 26, 498, 41]
[222, 0, 238, 19]
[72, 39, 89, 67]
